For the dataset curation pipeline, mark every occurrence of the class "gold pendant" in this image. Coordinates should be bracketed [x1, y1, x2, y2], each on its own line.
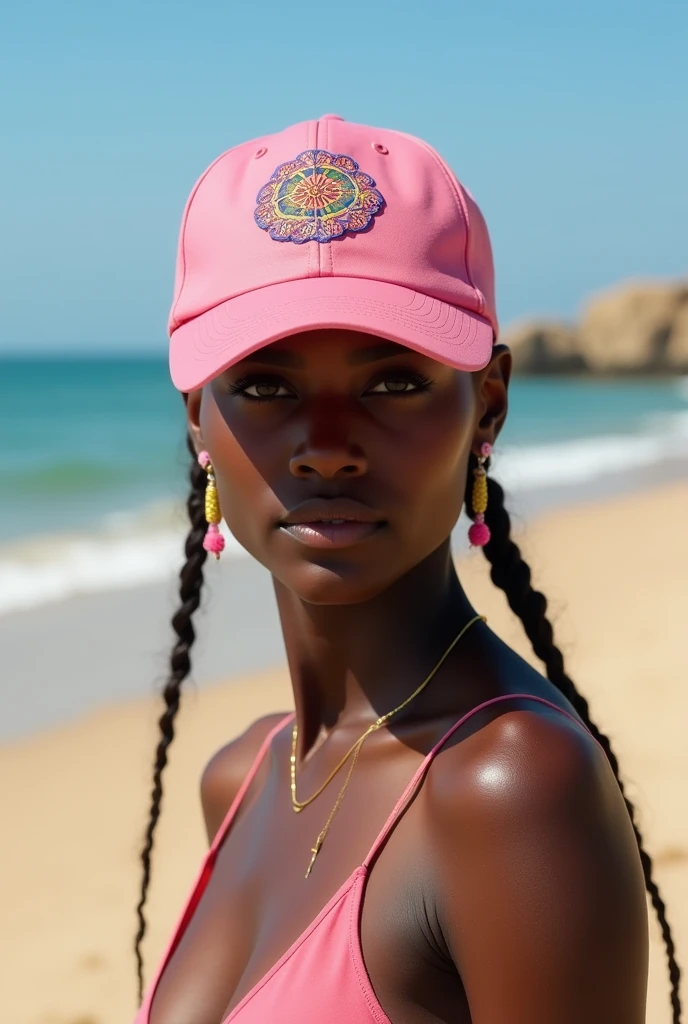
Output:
[305, 836, 323, 878]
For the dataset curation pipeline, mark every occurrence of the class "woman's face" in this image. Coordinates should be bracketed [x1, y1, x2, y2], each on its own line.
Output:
[186, 329, 509, 604]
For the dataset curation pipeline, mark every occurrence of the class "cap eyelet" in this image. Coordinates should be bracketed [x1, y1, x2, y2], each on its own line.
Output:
[372, 142, 389, 155]
[254, 147, 268, 159]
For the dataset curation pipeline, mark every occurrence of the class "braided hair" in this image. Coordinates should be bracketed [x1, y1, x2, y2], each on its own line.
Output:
[134, 433, 209, 1001]
[466, 452, 682, 1023]
[134, 440, 682, 1020]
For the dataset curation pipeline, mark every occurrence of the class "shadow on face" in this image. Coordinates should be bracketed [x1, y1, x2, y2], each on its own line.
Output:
[185, 329, 510, 605]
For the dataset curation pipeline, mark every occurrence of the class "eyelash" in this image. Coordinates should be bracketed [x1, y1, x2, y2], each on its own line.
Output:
[227, 370, 435, 403]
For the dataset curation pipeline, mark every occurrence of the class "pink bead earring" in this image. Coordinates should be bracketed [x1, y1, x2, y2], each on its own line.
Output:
[197, 451, 225, 559]
[468, 442, 492, 548]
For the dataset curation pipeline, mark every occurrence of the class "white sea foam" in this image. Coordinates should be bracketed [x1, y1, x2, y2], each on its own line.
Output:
[0, 520, 246, 616]
[495, 409, 688, 491]
[1, 410, 687, 617]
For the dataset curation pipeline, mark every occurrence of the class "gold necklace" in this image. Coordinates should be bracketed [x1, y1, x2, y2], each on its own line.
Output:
[290, 613, 486, 878]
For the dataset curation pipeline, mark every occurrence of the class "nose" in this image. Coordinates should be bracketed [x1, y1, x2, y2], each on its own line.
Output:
[289, 409, 368, 479]
[289, 447, 368, 478]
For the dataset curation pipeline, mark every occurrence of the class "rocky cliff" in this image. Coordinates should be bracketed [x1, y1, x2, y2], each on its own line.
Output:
[502, 279, 688, 374]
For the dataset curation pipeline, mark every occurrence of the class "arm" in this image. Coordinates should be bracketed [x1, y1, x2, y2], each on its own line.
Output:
[200, 713, 289, 843]
[427, 709, 649, 1023]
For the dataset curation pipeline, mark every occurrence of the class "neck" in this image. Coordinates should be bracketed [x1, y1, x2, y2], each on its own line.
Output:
[273, 539, 479, 755]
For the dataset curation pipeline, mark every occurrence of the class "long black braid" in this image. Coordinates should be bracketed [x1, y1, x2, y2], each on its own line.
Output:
[465, 452, 682, 1022]
[134, 432, 209, 1002]
[134, 441, 682, 1020]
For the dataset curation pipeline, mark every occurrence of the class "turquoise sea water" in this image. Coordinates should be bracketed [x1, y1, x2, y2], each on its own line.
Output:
[1, 355, 687, 614]
[0, 356, 189, 540]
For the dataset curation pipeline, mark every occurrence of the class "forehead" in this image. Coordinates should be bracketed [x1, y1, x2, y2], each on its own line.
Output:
[239, 330, 423, 369]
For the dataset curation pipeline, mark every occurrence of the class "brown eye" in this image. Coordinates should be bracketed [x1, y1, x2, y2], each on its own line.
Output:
[368, 373, 433, 395]
[228, 378, 293, 400]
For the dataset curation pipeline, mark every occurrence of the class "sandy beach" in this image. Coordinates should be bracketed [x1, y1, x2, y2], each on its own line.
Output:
[3, 481, 687, 1024]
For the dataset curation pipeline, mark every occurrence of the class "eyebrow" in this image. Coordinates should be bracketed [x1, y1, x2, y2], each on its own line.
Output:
[348, 341, 408, 364]
[240, 339, 409, 369]
[241, 349, 306, 368]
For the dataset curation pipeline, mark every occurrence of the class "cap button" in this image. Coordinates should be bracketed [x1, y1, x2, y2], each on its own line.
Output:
[320, 113, 344, 121]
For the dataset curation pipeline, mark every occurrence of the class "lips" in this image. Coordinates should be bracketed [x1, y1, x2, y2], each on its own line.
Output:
[277, 498, 386, 549]
[279, 497, 384, 526]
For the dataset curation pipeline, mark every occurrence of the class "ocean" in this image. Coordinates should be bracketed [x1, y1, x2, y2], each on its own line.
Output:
[1, 355, 687, 617]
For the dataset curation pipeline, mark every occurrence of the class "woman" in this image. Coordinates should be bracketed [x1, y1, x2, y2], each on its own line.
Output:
[134, 115, 681, 1023]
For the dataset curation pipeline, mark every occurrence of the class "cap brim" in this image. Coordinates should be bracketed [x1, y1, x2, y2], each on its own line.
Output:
[169, 277, 494, 391]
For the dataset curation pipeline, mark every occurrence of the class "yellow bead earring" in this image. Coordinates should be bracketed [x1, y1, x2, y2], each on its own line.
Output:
[197, 450, 225, 559]
[468, 442, 492, 547]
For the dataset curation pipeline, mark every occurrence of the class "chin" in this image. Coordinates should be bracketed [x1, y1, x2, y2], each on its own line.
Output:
[271, 559, 405, 606]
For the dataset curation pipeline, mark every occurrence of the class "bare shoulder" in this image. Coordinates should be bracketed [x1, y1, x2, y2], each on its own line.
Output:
[428, 699, 613, 821]
[200, 712, 291, 843]
[424, 703, 649, 1022]
[426, 700, 641, 867]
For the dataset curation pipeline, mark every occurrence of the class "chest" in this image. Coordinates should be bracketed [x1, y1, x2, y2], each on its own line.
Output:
[145, 743, 470, 1024]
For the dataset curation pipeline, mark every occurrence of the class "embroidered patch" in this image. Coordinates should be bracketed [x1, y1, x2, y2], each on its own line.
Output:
[254, 150, 385, 244]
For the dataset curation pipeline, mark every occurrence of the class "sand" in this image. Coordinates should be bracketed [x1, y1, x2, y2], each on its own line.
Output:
[2, 481, 687, 1024]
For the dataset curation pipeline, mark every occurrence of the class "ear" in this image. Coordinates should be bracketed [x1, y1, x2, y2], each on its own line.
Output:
[184, 389, 205, 454]
[472, 344, 511, 454]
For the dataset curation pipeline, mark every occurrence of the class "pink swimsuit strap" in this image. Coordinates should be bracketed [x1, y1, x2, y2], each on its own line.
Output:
[362, 692, 600, 867]
[210, 712, 296, 855]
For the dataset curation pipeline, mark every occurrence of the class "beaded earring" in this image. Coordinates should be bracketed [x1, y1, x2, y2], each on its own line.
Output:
[197, 450, 225, 559]
[468, 442, 492, 548]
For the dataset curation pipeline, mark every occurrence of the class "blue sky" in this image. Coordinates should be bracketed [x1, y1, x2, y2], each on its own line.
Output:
[1, 0, 686, 353]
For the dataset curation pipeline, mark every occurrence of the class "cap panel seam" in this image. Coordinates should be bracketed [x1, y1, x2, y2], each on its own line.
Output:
[453, 178, 487, 318]
[397, 133, 485, 317]
[314, 118, 323, 278]
[169, 148, 235, 331]
[307, 120, 318, 280]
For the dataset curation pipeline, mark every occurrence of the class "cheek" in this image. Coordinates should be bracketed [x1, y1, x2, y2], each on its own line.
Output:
[389, 389, 475, 526]
[199, 392, 271, 554]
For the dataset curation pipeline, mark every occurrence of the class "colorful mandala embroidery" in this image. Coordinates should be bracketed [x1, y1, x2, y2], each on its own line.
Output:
[254, 150, 385, 244]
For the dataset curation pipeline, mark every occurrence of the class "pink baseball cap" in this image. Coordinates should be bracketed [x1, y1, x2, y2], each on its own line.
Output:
[168, 114, 498, 392]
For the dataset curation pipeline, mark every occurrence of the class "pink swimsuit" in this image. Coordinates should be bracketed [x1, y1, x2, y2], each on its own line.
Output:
[136, 694, 592, 1024]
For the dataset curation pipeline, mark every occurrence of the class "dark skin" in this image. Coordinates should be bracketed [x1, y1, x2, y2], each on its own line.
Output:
[148, 329, 648, 1024]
